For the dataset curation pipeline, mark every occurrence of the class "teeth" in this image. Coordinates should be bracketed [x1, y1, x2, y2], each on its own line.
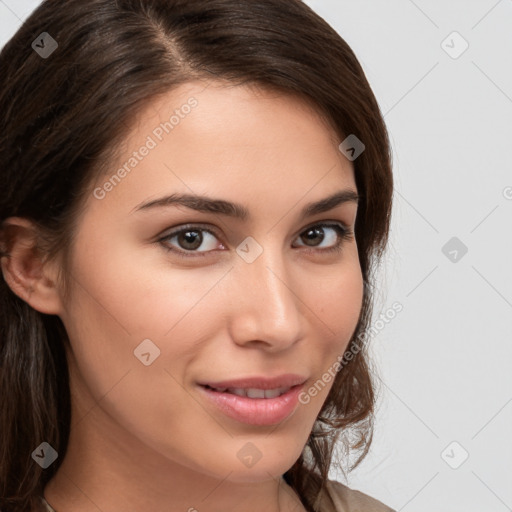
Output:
[247, 388, 265, 398]
[262, 388, 282, 399]
[211, 386, 290, 398]
[230, 387, 247, 397]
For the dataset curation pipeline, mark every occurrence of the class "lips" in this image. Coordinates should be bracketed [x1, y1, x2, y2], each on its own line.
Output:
[203, 385, 291, 399]
[198, 374, 307, 391]
[197, 374, 307, 425]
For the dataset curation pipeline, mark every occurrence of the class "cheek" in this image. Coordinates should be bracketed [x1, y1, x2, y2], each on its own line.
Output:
[309, 252, 364, 351]
[64, 229, 223, 340]
[59, 228, 238, 420]
[297, 252, 364, 406]
[59, 239, 237, 470]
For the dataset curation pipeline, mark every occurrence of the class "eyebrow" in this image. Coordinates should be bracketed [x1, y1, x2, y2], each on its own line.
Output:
[131, 189, 359, 221]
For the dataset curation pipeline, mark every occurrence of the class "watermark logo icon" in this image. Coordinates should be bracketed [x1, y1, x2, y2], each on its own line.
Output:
[339, 134, 365, 161]
[32, 442, 58, 469]
[31, 32, 58, 59]
[237, 442, 263, 468]
[134, 339, 161, 366]
[236, 237, 263, 264]
[442, 236, 468, 263]
[441, 31, 469, 59]
[441, 441, 469, 469]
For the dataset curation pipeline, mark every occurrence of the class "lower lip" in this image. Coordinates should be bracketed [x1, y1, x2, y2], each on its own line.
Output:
[198, 384, 304, 426]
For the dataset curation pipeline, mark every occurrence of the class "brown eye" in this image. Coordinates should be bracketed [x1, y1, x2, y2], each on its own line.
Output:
[300, 226, 327, 247]
[294, 223, 353, 252]
[175, 229, 203, 251]
[158, 225, 222, 257]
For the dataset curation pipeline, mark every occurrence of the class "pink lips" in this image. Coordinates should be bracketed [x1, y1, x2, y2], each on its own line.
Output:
[197, 374, 307, 426]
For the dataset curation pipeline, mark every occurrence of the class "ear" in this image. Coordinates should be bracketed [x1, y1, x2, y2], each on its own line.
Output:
[0, 217, 63, 315]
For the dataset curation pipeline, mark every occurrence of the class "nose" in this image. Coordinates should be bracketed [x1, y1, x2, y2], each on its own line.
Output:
[227, 242, 305, 352]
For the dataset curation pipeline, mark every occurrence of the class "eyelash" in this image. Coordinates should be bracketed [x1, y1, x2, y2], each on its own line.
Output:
[157, 222, 354, 259]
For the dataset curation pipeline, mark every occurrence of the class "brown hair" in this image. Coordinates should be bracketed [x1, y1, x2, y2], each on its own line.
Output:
[0, 0, 393, 510]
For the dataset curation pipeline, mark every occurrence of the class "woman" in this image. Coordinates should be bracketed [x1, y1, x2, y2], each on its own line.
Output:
[0, 1, 395, 511]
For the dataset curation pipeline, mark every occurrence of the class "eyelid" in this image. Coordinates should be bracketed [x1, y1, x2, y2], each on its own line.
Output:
[157, 223, 220, 241]
[157, 219, 352, 241]
[299, 218, 351, 233]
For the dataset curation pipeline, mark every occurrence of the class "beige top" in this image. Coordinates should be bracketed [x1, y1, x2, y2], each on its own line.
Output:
[314, 480, 396, 511]
[41, 481, 395, 511]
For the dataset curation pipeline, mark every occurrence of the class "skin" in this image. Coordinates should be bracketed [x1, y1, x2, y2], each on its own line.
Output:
[1, 80, 363, 512]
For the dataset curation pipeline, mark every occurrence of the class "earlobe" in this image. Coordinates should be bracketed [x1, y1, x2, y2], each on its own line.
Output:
[0, 217, 63, 315]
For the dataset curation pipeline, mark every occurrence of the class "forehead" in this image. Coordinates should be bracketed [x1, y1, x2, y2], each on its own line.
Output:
[87, 80, 356, 217]
[137, 80, 340, 151]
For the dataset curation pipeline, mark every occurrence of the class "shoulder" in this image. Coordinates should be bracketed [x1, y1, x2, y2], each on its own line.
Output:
[314, 479, 396, 512]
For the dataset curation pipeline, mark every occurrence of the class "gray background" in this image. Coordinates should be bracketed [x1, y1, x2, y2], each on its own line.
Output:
[1, 1, 511, 511]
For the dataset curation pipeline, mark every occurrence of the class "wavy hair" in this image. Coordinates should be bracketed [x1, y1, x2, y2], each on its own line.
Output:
[0, 0, 393, 510]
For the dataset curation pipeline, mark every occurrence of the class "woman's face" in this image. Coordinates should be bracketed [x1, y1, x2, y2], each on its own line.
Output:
[58, 80, 364, 483]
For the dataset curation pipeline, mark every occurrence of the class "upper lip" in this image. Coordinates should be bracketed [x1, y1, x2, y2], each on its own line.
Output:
[199, 374, 307, 390]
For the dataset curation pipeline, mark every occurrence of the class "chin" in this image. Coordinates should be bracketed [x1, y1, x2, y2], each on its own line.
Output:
[192, 450, 298, 484]
[224, 465, 293, 484]
[229, 448, 301, 483]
